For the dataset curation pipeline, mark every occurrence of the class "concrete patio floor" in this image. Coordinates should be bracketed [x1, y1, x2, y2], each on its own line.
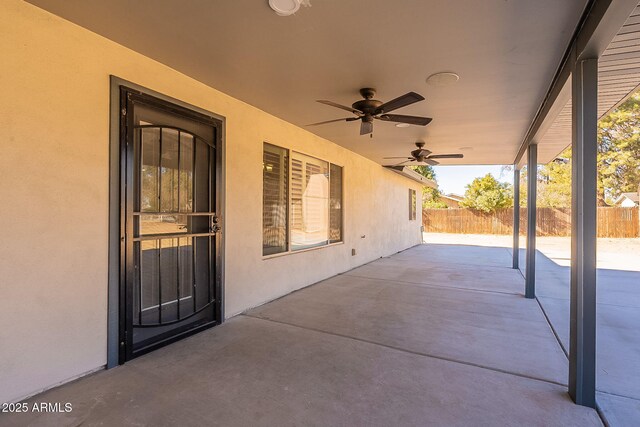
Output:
[425, 232, 640, 427]
[0, 244, 602, 426]
[527, 243, 640, 427]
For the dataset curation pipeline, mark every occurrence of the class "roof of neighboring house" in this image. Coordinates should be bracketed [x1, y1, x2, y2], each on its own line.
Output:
[614, 192, 640, 205]
[442, 194, 464, 202]
[438, 194, 464, 205]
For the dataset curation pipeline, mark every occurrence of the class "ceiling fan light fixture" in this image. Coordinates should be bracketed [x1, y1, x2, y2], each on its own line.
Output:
[268, 0, 301, 16]
[395, 123, 410, 128]
[426, 72, 460, 87]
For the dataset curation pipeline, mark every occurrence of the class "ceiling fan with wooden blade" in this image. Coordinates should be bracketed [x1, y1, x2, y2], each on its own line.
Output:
[307, 88, 432, 136]
[377, 114, 432, 126]
[384, 142, 463, 165]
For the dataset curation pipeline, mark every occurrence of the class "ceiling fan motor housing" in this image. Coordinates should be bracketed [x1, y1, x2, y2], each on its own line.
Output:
[352, 99, 382, 115]
[352, 88, 382, 117]
[411, 142, 431, 159]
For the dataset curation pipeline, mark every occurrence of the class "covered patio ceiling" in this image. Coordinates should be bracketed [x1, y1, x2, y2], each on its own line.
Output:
[27, 0, 589, 165]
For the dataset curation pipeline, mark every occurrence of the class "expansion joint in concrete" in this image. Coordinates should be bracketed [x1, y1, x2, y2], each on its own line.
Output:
[242, 313, 568, 389]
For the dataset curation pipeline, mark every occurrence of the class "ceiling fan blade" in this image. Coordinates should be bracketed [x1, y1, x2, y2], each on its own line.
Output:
[423, 158, 440, 166]
[378, 114, 432, 126]
[317, 100, 362, 114]
[428, 154, 464, 159]
[375, 92, 424, 114]
[383, 156, 412, 159]
[306, 117, 357, 126]
[360, 120, 373, 135]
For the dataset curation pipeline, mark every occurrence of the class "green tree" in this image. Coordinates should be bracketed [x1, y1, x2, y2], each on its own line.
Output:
[597, 92, 640, 205]
[500, 90, 640, 208]
[538, 151, 571, 208]
[519, 166, 528, 207]
[501, 165, 527, 207]
[505, 157, 571, 208]
[460, 173, 513, 213]
[518, 87, 640, 208]
[411, 165, 436, 180]
[410, 165, 448, 209]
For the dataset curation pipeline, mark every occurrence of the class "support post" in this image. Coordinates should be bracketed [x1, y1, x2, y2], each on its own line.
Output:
[512, 167, 521, 269]
[525, 145, 537, 298]
[569, 57, 598, 408]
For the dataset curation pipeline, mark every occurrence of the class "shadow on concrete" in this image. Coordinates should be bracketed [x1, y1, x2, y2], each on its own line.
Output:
[515, 247, 640, 425]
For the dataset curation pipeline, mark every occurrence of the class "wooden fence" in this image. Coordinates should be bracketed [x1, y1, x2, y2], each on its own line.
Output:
[423, 207, 639, 238]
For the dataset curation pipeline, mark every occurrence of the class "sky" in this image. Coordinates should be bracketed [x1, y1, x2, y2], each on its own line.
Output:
[432, 165, 512, 196]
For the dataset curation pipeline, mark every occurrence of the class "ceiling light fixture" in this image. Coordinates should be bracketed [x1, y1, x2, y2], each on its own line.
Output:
[269, 0, 301, 16]
[395, 123, 410, 128]
[426, 72, 460, 87]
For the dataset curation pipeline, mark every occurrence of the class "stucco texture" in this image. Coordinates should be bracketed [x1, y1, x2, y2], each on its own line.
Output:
[0, 0, 422, 403]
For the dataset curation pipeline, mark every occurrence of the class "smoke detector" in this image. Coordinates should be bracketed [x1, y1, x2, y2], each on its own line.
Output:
[269, 0, 301, 16]
[426, 72, 460, 87]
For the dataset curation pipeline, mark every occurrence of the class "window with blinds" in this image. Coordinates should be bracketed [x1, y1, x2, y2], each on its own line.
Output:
[263, 144, 343, 255]
[329, 163, 342, 243]
[263, 144, 289, 255]
[409, 188, 417, 220]
[291, 152, 329, 251]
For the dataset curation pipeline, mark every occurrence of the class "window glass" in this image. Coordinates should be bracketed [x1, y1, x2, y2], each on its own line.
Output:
[291, 152, 329, 251]
[263, 144, 289, 255]
[409, 189, 417, 220]
[179, 133, 194, 213]
[160, 128, 179, 213]
[141, 127, 160, 212]
[329, 164, 343, 243]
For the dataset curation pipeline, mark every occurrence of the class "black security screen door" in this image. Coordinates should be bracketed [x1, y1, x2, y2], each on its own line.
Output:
[120, 88, 222, 361]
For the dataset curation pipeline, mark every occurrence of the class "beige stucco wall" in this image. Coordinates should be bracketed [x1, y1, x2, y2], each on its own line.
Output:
[0, 0, 422, 403]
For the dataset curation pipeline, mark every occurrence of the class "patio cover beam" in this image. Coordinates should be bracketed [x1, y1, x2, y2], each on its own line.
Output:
[569, 57, 598, 408]
[524, 146, 537, 299]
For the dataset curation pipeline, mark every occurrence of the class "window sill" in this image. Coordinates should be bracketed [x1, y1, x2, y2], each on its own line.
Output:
[262, 241, 344, 260]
